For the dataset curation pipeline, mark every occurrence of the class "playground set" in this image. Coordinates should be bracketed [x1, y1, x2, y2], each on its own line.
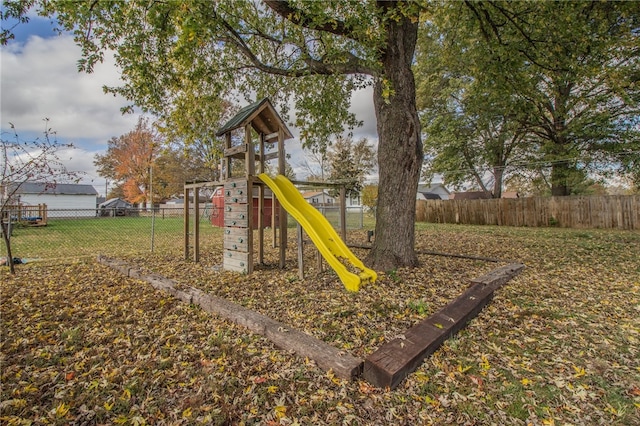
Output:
[134, 98, 525, 388]
[209, 186, 278, 229]
[183, 98, 376, 291]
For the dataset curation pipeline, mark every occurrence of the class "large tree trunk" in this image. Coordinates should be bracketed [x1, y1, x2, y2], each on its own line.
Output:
[550, 88, 572, 196]
[550, 160, 571, 196]
[493, 166, 504, 198]
[366, 10, 422, 271]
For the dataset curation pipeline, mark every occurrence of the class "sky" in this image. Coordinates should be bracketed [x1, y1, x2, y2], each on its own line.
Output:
[1, 13, 379, 198]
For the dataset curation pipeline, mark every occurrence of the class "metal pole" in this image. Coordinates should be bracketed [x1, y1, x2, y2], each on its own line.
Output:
[150, 164, 155, 252]
[184, 186, 190, 260]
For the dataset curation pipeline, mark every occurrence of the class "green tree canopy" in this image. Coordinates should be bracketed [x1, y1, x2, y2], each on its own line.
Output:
[416, 1, 640, 196]
[4, 0, 427, 270]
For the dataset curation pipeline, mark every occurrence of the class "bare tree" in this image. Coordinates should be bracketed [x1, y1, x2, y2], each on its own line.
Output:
[298, 148, 329, 183]
[1, 120, 81, 274]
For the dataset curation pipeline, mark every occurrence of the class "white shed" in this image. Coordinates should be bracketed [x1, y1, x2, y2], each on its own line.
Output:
[14, 182, 98, 217]
[345, 191, 362, 208]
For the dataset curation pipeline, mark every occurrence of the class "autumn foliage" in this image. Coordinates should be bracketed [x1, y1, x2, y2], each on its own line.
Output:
[2, 225, 639, 424]
[94, 117, 158, 205]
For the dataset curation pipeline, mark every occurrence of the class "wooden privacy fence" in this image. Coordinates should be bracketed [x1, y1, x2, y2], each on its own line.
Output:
[416, 195, 640, 230]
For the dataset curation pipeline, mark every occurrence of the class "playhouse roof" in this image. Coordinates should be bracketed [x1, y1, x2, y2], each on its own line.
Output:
[216, 98, 293, 140]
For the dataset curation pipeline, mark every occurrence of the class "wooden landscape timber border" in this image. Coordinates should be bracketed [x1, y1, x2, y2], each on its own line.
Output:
[96, 255, 362, 380]
[96, 255, 524, 388]
[363, 263, 525, 389]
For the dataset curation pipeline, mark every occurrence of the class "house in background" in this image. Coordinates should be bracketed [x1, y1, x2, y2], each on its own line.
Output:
[417, 183, 451, 200]
[345, 191, 362, 208]
[12, 182, 98, 217]
[301, 190, 334, 206]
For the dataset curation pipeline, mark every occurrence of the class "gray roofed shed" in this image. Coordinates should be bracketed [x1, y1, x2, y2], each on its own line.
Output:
[98, 198, 138, 217]
[99, 198, 133, 209]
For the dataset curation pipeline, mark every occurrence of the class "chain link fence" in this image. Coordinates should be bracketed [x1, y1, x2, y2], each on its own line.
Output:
[3, 205, 365, 265]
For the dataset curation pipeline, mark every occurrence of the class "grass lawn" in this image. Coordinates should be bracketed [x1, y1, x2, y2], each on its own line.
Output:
[6, 211, 364, 262]
[1, 223, 639, 425]
[6, 216, 222, 261]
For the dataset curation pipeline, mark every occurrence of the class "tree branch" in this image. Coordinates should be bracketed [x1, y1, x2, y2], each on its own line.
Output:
[217, 7, 375, 77]
[263, 0, 359, 41]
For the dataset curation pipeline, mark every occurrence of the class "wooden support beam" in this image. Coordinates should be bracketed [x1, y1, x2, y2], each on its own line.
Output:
[97, 256, 363, 380]
[225, 144, 248, 158]
[97, 257, 524, 386]
[258, 133, 265, 264]
[272, 189, 277, 248]
[224, 133, 232, 179]
[317, 248, 323, 272]
[340, 186, 347, 242]
[289, 180, 344, 189]
[363, 263, 525, 389]
[183, 181, 223, 190]
[264, 131, 279, 141]
[297, 224, 304, 280]
[245, 124, 255, 177]
[245, 126, 255, 275]
[263, 151, 279, 162]
[183, 187, 190, 260]
[278, 127, 287, 268]
[250, 114, 270, 135]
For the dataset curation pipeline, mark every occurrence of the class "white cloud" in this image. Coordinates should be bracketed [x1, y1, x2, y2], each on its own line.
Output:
[1, 33, 140, 149]
[1, 29, 381, 189]
[56, 146, 106, 193]
[349, 85, 378, 141]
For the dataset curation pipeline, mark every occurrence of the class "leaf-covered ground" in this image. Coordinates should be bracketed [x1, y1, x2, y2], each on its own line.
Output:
[2, 224, 639, 425]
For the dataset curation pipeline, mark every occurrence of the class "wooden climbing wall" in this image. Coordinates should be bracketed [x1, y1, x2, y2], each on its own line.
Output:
[223, 178, 253, 273]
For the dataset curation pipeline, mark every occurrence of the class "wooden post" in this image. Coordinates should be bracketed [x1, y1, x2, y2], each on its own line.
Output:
[194, 186, 200, 263]
[245, 124, 255, 275]
[272, 189, 277, 248]
[340, 186, 347, 242]
[245, 124, 255, 177]
[317, 247, 323, 272]
[258, 133, 265, 264]
[278, 127, 287, 268]
[184, 186, 190, 260]
[224, 133, 232, 179]
[297, 223, 304, 280]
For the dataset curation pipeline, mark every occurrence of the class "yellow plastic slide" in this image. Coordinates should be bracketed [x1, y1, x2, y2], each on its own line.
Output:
[259, 173, 377, 292]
